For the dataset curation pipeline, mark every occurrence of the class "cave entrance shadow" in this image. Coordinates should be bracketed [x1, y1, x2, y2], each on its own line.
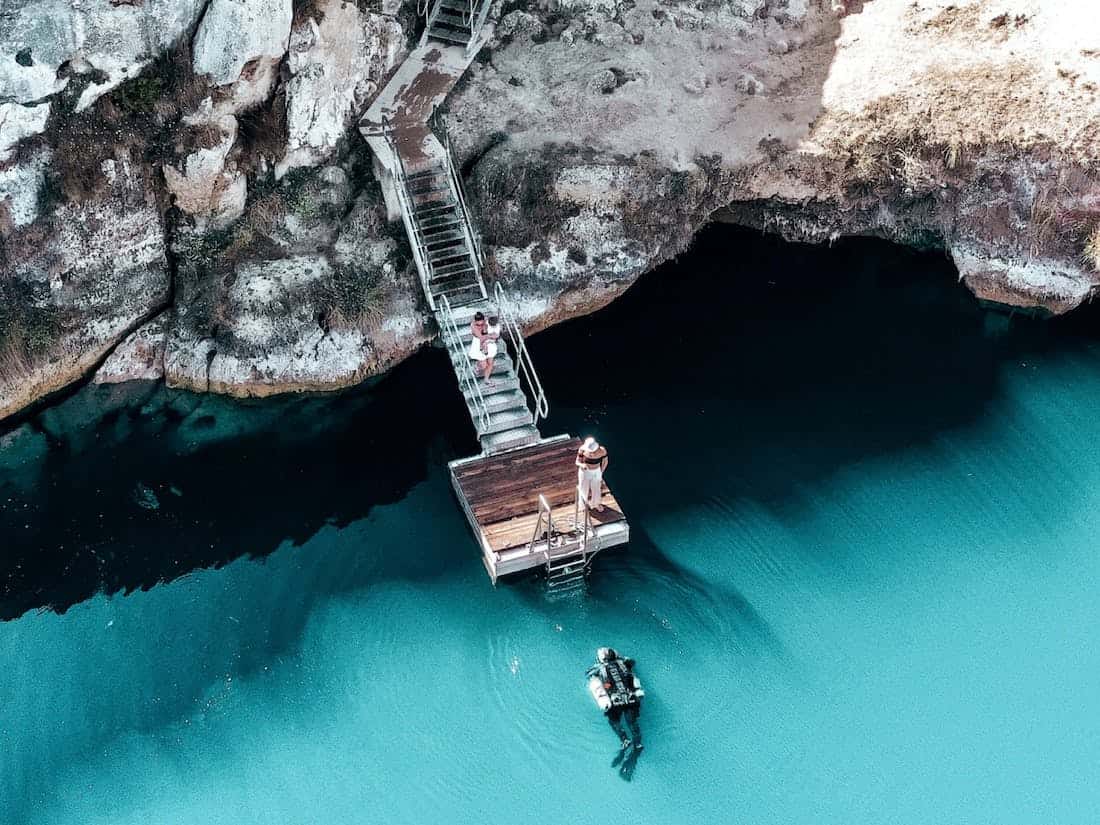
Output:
[528, 223, 1060, 525]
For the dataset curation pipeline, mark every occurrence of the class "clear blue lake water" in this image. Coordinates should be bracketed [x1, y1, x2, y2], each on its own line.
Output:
[2, 227, 1099, 824]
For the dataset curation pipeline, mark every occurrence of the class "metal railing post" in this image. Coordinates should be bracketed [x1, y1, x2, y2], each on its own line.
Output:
[494, 282, 549, 424]
[439, 295, 491, 432]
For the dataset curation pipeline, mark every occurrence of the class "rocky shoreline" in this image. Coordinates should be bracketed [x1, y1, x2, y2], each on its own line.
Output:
[2, 0, 1098, 422]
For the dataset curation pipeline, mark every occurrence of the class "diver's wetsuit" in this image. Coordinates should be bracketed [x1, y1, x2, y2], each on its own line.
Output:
[606, 704, 642, 749]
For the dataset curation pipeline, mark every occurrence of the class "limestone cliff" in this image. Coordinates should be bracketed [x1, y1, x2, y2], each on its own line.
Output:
[1, 0, 1097, 422]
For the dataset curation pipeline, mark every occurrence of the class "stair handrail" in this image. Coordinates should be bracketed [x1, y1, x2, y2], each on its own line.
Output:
[573, 484, 601, 558]
[465, 0, 494, 53]
[439, 295, 491, 433]
[432, 112, 485, 287]
[494, 282, 549, 424]
[367, 118, 435, 309]
[530, 493, 554, 556]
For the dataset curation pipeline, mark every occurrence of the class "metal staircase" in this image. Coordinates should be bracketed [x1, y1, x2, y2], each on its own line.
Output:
[422, 0, 494, 53]
[437, 287, 548, 455]
[370, 119, 487, 312]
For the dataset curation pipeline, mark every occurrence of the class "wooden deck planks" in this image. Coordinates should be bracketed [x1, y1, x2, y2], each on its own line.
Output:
[481, 495, 624, 553]
[453, 438, 626, 553]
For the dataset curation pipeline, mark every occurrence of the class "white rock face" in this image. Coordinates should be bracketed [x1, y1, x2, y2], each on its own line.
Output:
[279, 0, 405, 177]
[192, 0, 292, 110]
[0, 0, 206, 107]
[0, 102, 50, 161]
[950, 243, 1096, 315]
[0, 159, 169, 421]
[165, 255, 417, 396]
[94, 312, 170, 384]
[0, 147, 51, 228]
[163, 115, 248, 229]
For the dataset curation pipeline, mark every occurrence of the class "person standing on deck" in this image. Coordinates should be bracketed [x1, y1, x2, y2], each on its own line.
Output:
[576, 437, 608, 512]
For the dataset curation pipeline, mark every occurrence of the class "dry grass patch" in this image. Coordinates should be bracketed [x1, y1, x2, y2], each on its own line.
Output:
[1083, 225, 1100, 272]
[311, 266, 386, 334]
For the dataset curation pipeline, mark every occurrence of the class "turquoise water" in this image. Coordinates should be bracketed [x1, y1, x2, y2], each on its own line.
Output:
[3, 229, 1100, 823]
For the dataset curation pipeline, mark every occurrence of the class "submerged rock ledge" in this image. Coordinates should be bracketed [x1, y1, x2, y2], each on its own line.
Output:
[1, 0, 1097, 421]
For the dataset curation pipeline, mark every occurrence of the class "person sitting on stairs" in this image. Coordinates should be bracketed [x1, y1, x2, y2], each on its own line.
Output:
[468, 312, 501, 385]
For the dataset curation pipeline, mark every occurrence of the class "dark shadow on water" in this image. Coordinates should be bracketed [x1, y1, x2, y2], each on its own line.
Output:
[0, 347, 479, 620]
[4, 222, 1099, 620]
[530, 224, 1096, 525]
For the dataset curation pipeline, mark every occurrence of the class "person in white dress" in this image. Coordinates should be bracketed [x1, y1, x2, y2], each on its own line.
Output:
[468, 312, 501, 384]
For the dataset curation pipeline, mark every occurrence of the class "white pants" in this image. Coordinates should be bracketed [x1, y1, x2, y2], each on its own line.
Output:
[578, 468, 603, 507]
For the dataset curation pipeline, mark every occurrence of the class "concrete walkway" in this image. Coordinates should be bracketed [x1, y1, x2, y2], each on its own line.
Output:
[360, 35, 488, 175]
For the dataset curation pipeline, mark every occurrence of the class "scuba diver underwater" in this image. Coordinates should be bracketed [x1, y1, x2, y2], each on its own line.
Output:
[586, 647, 645, 752]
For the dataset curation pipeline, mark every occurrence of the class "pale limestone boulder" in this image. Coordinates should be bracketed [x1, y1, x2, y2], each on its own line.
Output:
[0, 159, 169, 421]
[94, 312, 170, 384]
[165, 256, 367, 396]
[0, 102, 50, 162]
[278, 0, 405, 177]
[0, 148, 51, 228]
[950, 243, 1098, 316]
[163, 115, 247, 229]
[192, 0, 292, 110]
[0, 0, 206, 107]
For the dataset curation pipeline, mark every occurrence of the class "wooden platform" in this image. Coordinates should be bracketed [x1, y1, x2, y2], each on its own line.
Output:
[449, 435, 630, 582]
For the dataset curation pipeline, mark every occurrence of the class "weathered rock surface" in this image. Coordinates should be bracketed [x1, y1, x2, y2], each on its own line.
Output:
[0, 0, 206, 108]
[165, 251, 428, 397]
[279, 0, 405, 177]
[451, 0, 1100, 318]
[94, 312, 171, 384]
[0, 159, 169, 420]
[192, 0, 292, 111]
[0, 102, 50, 161]
[2, 0, 1100, 424]
[0, 147, 51, 228]
[163, 112, 248, 228]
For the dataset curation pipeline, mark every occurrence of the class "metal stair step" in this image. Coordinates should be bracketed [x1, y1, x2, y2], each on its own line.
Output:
[447, 303, 492, 326]
[475, 406, 534, 436]
[429, 245, 472, 263]
[431, 259, 476, 277]
[430, 273, 479, 290]
[434, 284, 486, 307]
[462, 374, 519, 400]
[406, 165, 446, 181]
[414, 201, 460, 216]
[450, 350, 513, 376]
[434, 11, 469, 26]
[410, 181, 450, 196]
[439, 0, 472, 10]
[428, 29, 472, 45]
[481, 424, 541, 454]
[413, 193, 454, 208]
[421, 228, 466, 245]
[445, 289, 490, 309]
[418, 213, 464, 231]
[478, 388, 528, 413]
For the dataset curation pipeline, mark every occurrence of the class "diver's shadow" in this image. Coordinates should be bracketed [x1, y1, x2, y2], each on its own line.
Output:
[612, 746, 641, 781]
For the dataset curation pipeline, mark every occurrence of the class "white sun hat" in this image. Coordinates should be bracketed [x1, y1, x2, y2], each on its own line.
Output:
[582, 437, 600, 452]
